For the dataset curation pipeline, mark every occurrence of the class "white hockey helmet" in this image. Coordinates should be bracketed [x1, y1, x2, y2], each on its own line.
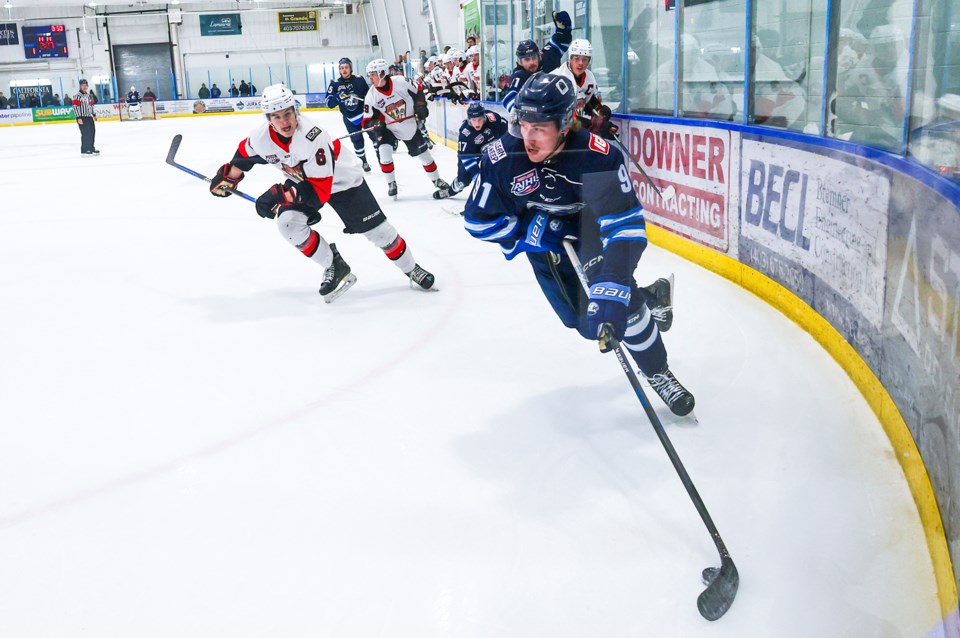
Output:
[569, 38, 592, 58]
[130, 85, 136, 92]
[260, 83, 296, 115]
[465, 45, 480, 58]
[443, 49, 461, 65]
[366, 58, 389, 77]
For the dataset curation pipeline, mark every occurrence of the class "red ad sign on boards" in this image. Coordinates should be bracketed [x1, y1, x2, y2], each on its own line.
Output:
[619, 119, 737, 253]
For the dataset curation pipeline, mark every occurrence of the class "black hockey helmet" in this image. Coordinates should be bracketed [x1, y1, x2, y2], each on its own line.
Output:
[516, 39, 539, 60]
[338, 57, 353, 69]
[513, 72, 576, 131]
[467, 102, 485, 119]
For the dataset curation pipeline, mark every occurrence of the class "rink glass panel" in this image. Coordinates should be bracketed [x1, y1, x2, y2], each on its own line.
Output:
[625, 0, 676, 116]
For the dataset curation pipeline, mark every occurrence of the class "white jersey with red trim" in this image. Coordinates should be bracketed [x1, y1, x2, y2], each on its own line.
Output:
[550, 64, 601, 115]
[238, 113, 364, 200]
[465, 62, 481, 95]
[362, 76, 419, 140]
[426, 65, 448, 96]
[445, 66, 472, 99]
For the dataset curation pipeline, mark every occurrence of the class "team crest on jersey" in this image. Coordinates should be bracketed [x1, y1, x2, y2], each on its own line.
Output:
[589, 134, 610, 154]
[305, 127, 322, 141]
[510, 169, 540, 196]
[384, 99, 407, 122]
[474, 133, 485, 144]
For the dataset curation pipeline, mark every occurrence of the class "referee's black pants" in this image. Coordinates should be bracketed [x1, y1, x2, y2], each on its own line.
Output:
[77, 116, 95, 153]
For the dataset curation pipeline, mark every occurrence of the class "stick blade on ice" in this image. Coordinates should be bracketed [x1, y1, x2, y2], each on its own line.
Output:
[698, 556, 739, 621]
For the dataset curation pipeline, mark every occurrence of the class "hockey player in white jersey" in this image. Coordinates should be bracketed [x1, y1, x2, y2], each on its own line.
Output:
[423, 56, 449, 101]
[464, 46, 481, 100]
[550, 39, 602, 125]
[362, 58, 448, 199]
[208, 84, 436, 301]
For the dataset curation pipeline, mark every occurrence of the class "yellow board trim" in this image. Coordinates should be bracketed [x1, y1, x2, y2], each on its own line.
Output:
[646, 224, 957, 620]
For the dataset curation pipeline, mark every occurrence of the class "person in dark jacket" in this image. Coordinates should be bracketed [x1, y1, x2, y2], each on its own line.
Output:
[143, 87, 156, 99]
[198, 83, 210, 99]
[238, 80, 250, 96]
[211, 84, 222, 98]
[229, 83, 239, 97]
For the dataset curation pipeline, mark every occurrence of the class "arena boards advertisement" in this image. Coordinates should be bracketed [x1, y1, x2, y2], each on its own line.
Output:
[619, 119, 739, 255]
[32, 105, 76, 122]
[740, 137, 890, 330]
[0, 108, 33, 125]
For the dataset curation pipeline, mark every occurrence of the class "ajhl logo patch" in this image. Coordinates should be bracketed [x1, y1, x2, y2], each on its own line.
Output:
[510, 169, 540, 197]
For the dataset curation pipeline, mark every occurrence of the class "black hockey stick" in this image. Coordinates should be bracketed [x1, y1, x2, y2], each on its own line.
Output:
[610, 135, 677, 201]
[336, 114, 417, 140]
[165, 134, 257, 203]
[561, 239, 739, 621]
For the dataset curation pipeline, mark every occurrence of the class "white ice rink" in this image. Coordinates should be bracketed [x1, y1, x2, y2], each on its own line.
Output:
[0, 112, 943, 636]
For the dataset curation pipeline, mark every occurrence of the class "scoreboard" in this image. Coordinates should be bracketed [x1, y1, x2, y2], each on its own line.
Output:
[22, 25, 68, 59]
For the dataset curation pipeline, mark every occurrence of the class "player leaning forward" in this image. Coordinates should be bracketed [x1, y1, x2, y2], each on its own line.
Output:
[463, 73, 692, 415]
[362, 58, 448, 199]
[209, 84, 436, 301]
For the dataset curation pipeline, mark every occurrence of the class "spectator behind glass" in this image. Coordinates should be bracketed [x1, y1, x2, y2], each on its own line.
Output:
[211, 83, 222, 98]
[199, 83, 210, 99]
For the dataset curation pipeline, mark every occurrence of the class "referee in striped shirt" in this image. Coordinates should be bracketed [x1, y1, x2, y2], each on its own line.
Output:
[72, 79, 99, 157]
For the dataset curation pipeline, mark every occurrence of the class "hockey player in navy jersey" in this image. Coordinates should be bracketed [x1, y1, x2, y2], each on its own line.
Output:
[463, 73, 692, 416]
[324, 58, 372, 172]
[434, 101, 508, 200]
[501, 10, 572, 113]
[209, 84, 436, 301]
[126, 85, 143, 120]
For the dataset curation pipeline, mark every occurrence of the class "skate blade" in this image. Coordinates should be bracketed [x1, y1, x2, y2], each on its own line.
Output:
[322, 273, 358, 303]
[410, 281, 439, 292]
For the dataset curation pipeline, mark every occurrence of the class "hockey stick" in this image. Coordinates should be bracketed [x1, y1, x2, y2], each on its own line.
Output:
[335, 114, 418, 140]
[561, 239, 739, 621]
[165, 134, 257, 203]
[610, 135, 677, 201]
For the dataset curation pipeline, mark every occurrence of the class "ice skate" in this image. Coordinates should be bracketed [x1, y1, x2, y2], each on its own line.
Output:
[407, 264, 437, 291]
[387, 181, 398, 200]
[433, 177, 450, 191]
[433, 184, 454, 199]
[318, 243, 357, 303]
[643, 365, 695, 416]
[361, 160, 371, 173]
[645, 274, 674, 332]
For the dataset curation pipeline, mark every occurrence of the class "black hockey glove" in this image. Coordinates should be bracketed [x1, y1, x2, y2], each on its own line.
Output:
[552, 10, 572, 34]
[210, 163, 244, 197]
[585, 279, 631, 352]
[589, 105, 620, 140]
[255, 183, 316, 220]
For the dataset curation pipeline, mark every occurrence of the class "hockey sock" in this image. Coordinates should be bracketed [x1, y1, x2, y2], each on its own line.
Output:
[363, 222, 415, 273]
[418, 151, 439, 179]
[296, 229, 334, 268]
[621, 304, 668, 376]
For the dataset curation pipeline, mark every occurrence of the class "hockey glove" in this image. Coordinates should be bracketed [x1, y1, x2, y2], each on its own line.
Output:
[589, 105, 620, 140]
[585, 280, 631, 352]
[552, 10, 572, 34]
[255, 183, 317, 220]
[500, 212, 576, 260]
[210, 163, 244, 197]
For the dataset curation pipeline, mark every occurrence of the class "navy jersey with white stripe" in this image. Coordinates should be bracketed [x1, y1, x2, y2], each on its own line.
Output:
[324, 75, 369, 124]
[463, 128, 646, 282]
[456, 111, 508, 184]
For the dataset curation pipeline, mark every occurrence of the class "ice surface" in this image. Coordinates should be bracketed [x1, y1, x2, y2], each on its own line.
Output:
[0, 112, 942, 637]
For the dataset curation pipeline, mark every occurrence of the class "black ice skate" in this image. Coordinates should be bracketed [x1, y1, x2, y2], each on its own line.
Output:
[433, 178, 450, 190]
[361, 160, 371, 173]
[387, 181, 398, 199]
[645, 274, 674, 332]
[643, 365, 695, 416]
[318, 243, 357, 303]
[433, 184, 454, 199]
[407, 264, 437, 291]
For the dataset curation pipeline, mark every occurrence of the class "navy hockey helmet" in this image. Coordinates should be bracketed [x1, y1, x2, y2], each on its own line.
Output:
[516, 39, 540, 60]
[338, 57, 353, 69]
[513, 72, 576, 131]
[466, 102, 485, 119]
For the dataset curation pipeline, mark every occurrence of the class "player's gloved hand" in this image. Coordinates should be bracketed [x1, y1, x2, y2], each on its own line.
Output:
[589, 105, 620, 140]
[373, 119, 387, 143]
[210, 163, 244, 197]
[500, 212, 576, 260]
[552, 10, 572, 34]
[585, 280, 631, 352]
[255, 183, 315, 220]
[414, 102, 429, 120]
